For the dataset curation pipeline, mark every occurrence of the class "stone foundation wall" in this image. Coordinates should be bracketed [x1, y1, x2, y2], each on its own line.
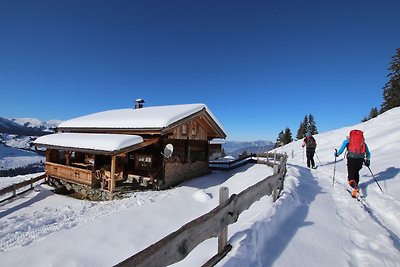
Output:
[163, 160, 210, 189]
[48, 177, 112, 201]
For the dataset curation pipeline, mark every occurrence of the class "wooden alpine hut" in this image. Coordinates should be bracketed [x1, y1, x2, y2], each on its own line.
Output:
[34, 102, 226, 199]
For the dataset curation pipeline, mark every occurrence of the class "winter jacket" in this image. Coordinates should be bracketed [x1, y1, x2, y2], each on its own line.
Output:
[303, 136, 317, 150]
[336, 139, 371, 159]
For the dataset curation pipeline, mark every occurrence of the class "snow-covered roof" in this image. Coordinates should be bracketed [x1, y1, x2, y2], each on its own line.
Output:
[34, 133, 143, 153]
[57, 103, 225, 133]
[209, 138, 226, 145]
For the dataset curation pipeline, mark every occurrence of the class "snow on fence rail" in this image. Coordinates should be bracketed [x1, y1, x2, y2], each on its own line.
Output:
[0, 174, 47, 202]
[115, 153, 287, 267]
[209, 152, 282, 171]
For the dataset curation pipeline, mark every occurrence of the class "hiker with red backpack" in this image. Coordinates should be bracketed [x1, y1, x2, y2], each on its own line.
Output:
[334, 129, 371, 198]
[302, 132, 317, 169]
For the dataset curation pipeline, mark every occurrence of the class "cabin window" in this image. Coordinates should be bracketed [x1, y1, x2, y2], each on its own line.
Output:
[136, 154, 152, 170]
[182, 124, 187, 135]
[191, 122, 197, 136]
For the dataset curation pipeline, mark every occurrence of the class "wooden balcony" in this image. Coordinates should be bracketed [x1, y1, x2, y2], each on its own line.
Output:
[45, 162, 97, 187]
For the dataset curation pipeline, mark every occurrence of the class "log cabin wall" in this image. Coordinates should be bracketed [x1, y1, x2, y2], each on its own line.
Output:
[170, 118, 208, 141]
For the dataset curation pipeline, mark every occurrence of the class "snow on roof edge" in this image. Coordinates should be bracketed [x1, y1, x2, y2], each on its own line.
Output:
[34, 133, 144, 153]
[57, 103, 226, 135]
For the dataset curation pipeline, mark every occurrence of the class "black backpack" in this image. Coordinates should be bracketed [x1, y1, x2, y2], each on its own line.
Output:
[305, 136, 316, 149]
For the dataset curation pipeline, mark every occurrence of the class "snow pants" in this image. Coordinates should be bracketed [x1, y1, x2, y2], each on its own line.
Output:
[306, 148, 315, 168]
[347, 157, 364, 186]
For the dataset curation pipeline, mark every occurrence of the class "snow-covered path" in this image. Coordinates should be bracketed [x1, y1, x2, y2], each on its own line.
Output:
[217, 158, 400, 267]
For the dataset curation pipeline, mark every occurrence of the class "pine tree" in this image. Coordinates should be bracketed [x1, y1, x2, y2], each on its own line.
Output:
[362, 107, 380, 122]
[296, 119, 306, 140]
[276, 127, 294, 147]
[283, 127, 293, 145]
[296, 114, 318, 139]
[369, 107, 379, 119]
[275, 130, 284, 148]
[296, 121, 304, 140]
[308, 114, 318, 135]
[296, 115, 308, 140]
[381, 48, 400, 113]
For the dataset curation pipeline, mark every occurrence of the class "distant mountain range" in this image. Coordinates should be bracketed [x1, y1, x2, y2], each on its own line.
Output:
[223, 140, 275, 158]
[0, 117, 61, 136]
[0, 117, 61, 151]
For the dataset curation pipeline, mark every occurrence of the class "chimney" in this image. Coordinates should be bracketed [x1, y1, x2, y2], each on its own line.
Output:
[134, 98, 145, 109]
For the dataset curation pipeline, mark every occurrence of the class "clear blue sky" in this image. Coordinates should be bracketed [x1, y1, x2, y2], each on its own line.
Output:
[0, 1, 399, 141]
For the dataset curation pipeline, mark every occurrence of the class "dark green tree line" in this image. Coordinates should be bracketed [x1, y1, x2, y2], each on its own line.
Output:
[296, 114, 318, 140]
[381, 48, 400, 113]
[275, 127, 293, 147]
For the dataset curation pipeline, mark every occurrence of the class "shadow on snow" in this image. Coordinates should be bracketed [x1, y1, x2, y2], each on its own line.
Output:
[224, 163, 324, 266]
[360, 166, 400, 197]
[0, 188, 53, 219]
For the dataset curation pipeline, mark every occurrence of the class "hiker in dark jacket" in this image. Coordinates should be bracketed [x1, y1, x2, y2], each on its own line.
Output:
[335, 129, 371, 197]
[302, 133, 317, 169]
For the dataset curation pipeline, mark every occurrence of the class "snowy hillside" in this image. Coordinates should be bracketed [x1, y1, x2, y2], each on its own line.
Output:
[0, 107, 400, 266]
[0, 143, 44, 171]
[0, 117, 60, 172]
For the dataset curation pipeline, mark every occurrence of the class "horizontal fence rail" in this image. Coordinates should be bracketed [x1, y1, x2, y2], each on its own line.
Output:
[209, 152, 282, 171]
[0, 174, 47, 201]
[116, 153, 287, 267]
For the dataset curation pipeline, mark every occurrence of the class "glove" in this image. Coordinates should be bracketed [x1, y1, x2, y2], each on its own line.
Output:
[364, 159, 370, 167]
[334, 150, 338, 157]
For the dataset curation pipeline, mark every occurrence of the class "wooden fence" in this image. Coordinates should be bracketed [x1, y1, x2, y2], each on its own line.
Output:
[0, 174, 47, 202]
[115, 153, 287, 267]
[209, 152, 283, 171]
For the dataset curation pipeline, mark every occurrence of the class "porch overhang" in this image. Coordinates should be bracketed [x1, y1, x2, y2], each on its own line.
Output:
[34, 133, 158, 156]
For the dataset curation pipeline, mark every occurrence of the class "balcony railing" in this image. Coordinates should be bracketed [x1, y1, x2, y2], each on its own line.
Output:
[45, 162, 96, 187]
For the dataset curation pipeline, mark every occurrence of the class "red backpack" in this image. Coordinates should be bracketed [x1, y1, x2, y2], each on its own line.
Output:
[348, 129, 366, 158]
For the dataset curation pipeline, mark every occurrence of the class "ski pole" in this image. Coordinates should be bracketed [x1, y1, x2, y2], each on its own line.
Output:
[333, 149, 337, 186]
[315, 151, 322, 165]
[367, 166, 383, 192]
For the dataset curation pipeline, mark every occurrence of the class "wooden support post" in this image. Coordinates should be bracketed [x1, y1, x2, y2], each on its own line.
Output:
[110, 156, 116, 192]
[66, 150, 71, 166]
[218, 187, 229, 253]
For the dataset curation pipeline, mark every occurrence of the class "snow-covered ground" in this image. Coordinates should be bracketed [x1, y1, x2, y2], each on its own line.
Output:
[1, 107, 400, 266]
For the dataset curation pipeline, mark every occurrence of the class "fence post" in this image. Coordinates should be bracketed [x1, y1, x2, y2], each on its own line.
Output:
[218, 187, 229, 253]
[272, 165, 279, 201]
[30, 177, 34, 189]
[12, 184, 16, 197]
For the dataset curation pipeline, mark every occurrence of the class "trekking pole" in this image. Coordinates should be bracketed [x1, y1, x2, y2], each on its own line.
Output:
[315, 151, 322, 165]
[367, 166, 383, 192]
[333, 149, 337, 186]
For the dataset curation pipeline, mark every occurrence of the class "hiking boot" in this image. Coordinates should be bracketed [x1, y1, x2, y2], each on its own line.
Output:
[348, 180, 356, 188]
[352, 187, 359, 198]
